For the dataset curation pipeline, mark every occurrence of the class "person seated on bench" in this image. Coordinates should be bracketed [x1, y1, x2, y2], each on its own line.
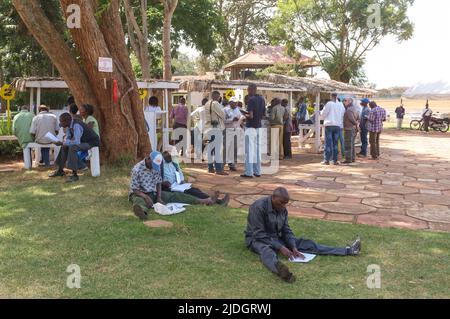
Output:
[245, 187, 361, 283]
[49, 112, 100, 182]
[161, 151, 230, 206]
[129, 151, 221, 221]
[30, 105, 59, 167]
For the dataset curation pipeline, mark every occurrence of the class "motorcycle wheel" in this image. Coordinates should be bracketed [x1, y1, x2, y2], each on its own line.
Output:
[439, 122, 449, 133]
[410, 120, 422, 130]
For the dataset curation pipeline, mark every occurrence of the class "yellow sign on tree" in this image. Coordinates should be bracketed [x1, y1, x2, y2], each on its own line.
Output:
[139, 89, 148, 101]
[225, 89, 235, 100]
[0, 84, 15, 131]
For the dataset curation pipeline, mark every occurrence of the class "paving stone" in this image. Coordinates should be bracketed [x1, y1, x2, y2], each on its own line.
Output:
[370, 174, 416, 183]
[382, 180, 403, 186]
[356, 213, 429, 230]
[289, 191, 338, 203]
[289, 207, 326, 219]
[325, 213, 355, 223]
[420, 189, 442, 195]
[316, 177, 336, 181]
[404, 181, 450, 191]
[417, 178, 437, 182]
[144, 220, 174, 228]
[361, 197, 421, 210]
[290, 201, 315, 208]
[296, 180, 346, 190]
[228, 199, 243, 209]
[326, 189, 379, 199]
[405, 194, 450, 206]
[213, 184, 263, 195]
[307, 171, 349, 178]
[335, 176, 376, 185]
[428, 222, 450, 232]
[315, 202, 376, 215]
[407, 205, 450, 223]
[338, 197, 362, 204]
[345, 185, 366, 190]
[234, 194, 266, 206]
[365, 185, 418, 195]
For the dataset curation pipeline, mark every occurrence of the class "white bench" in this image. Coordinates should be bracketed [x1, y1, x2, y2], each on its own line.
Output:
[24, 143, 100, 177]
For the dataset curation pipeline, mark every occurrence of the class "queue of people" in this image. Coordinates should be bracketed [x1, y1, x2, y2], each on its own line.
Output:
[12, 96, 101, 182]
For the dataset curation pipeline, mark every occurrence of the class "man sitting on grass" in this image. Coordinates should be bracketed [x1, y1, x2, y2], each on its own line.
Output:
[245, 187, 361, 283]
[161, 151, 230, 206]
[129, 151, 220, 220]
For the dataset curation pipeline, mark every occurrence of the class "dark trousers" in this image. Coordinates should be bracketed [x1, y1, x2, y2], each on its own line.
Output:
[56, 143, 92, 172]
[369, 132, 381, 159]
[344, 129, 356, 163]
[423, 116, 431, 132]
[184, 187, 210, 199]
[41, 147, 50, 166]
[360, 128, 368, 156]
[249, 238, 348, 274]
[283, 130, 292, 158]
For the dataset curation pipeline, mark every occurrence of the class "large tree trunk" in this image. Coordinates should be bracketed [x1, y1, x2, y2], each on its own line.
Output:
[161, 0, 178, 81]
[13, 0, 150, 162]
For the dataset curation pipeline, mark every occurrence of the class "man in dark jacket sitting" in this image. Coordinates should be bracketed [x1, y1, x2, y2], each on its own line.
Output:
[245, 187, 361, 283]
[50, 112, 100, 182]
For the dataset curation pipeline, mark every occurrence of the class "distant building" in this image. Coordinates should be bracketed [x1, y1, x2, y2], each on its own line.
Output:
[223, 45, 319, 80]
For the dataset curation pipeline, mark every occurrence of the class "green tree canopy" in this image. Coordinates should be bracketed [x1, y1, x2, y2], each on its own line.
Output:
[270, 0, 415, 83]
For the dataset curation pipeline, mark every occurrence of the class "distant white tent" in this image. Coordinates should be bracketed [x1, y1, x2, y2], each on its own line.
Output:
[403, 79, 450, 100]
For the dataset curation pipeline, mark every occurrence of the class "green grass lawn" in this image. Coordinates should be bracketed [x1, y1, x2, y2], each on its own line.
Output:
[0, 166, 449, 298]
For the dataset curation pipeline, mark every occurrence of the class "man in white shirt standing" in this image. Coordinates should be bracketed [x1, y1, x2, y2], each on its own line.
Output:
[190, 98, 208, 157]
[422, 102, 433, 132]
[30, 105, 60, 167]
[320, 93, 346, 165]
[224, 97, 242, 171]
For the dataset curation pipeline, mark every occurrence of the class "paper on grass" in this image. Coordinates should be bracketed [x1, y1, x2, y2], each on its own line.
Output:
[289, 253, 316, 263]
[45, 132, 61, 143]
[153, 203, 190, 215]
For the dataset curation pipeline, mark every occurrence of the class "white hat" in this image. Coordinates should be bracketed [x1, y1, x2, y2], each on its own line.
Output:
[229, 96, 239, 103]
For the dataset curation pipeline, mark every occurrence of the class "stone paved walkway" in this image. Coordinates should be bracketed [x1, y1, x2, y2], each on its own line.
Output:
[185, 130, 450, 232]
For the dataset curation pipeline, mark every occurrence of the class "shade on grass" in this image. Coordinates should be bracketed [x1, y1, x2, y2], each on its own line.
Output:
[0, 167, 449, 298]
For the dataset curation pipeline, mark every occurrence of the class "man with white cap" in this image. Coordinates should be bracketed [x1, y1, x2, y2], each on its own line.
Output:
[224, 96, 242, 171]
[129, 151, 217, 220]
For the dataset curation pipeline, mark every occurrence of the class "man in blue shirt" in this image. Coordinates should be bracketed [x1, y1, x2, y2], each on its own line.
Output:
[50, 113, 100, 182]
[358, 98, 371, 157]
[241, 83, 266, 178]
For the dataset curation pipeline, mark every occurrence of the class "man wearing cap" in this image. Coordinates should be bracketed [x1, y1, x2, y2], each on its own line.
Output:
[224, 97, 242, 171]
[129, 151, 218, 220]
[358, 98, 371, 157]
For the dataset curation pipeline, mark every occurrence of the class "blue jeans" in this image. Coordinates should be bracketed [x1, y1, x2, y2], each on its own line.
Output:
[324, 126, 340, 163]
[360, 128, 368, 156]
[244, 129, 261, 176]
[339, 128, 345, 158]
[41, 147, 50, 166]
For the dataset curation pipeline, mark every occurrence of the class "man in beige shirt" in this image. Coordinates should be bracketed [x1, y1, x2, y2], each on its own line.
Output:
[269, 98, 285, 160]
[204, 91, 227, 175]
[30, 105, 60, 166]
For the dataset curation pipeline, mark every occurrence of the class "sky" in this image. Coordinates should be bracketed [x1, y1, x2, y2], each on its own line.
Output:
[364, 0, 450, 89]
[179, 0, 450, 89]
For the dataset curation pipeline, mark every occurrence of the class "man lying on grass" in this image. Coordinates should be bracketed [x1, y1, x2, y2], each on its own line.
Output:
[129, 151, 228, 220]
[245, 187, 361, 283]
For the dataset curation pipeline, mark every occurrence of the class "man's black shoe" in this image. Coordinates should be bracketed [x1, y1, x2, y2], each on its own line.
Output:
[66, 175, 79, 183]
[49, 170, 65, 177]
[254, 174, 261, 178]
[348, 236, 361, 256]
[276, 261, 296, 283]
[240, 174, 253, 179]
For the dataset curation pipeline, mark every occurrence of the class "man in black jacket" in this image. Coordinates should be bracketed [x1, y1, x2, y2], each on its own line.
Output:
[50, 112, 100, 182]
[245, 187, 361, 283]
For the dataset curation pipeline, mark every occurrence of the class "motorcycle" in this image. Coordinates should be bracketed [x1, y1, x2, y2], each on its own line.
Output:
[410, 117, 449, 133]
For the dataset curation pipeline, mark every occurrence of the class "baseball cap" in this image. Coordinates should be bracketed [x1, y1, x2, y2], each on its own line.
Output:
[360, 98, 370, 104]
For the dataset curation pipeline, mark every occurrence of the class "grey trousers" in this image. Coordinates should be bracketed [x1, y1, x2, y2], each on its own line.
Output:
[344, 129, 356, 162]
[56, 143, 92, 172]
[249, 238, 348, 274]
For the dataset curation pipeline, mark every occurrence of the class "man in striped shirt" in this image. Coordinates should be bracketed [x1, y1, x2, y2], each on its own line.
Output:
[367, 101, 387, 160]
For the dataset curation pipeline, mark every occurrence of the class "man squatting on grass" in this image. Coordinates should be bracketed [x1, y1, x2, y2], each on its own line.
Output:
[129, 151, 228, 220]
[245, 187, 361, 283]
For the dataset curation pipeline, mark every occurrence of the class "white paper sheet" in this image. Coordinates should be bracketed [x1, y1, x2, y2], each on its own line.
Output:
[170, 183, 191, 193]
[289, 253, 316, 263]
[175, 171, 184, 184]
[45, 132, 61, 143]
[153, 203, 190, 215]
